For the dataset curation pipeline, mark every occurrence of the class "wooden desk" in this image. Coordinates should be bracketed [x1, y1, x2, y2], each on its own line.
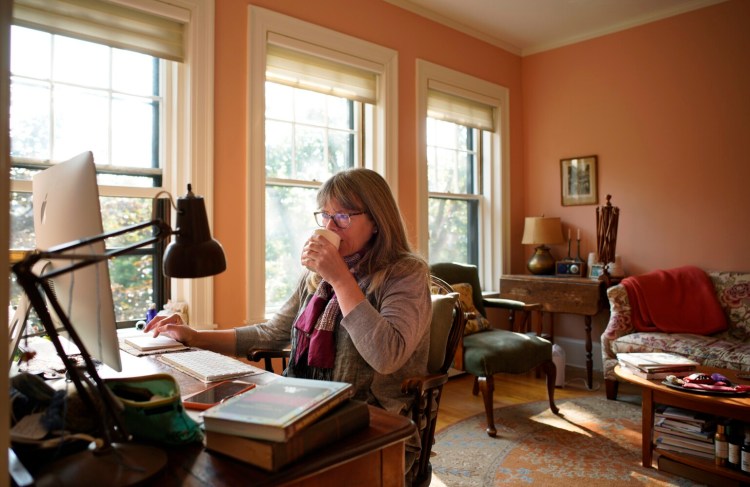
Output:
[498, 274, 611, 389]
[19, 347, 416, 487]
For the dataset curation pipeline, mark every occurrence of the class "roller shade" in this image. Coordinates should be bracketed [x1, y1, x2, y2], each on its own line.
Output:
[427, 87, 495, 131]
[266, 43, 377, 104]
[12, 0, 185, 62]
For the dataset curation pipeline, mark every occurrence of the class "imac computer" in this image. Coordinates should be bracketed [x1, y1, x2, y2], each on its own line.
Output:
[32, 151, 122, 372]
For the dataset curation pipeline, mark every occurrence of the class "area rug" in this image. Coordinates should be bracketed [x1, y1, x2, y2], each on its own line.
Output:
[431, 396, 702, 486]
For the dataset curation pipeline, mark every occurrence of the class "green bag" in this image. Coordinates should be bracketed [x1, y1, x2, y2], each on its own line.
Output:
[105, 373, 203, 446]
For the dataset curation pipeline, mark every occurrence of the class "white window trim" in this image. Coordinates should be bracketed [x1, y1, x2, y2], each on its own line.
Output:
[247, 6, 398, 324]
[416, 59, 510, 292]
[9, 0, 217, 327]
[166, 0, 216, 329]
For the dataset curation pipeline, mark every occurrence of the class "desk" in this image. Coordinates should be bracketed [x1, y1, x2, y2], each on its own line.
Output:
[498, 275, 611, 389]
[17, 348, 416, 487]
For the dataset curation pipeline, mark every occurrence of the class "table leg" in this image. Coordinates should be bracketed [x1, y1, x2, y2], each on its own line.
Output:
[641, 388, 654, 468]
[584, 315, 593, 389]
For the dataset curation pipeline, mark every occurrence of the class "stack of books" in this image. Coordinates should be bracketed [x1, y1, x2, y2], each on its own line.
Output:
[201, 376, 369, 471]
[653, 405, 716, 460]
[617, 352, 699, 379]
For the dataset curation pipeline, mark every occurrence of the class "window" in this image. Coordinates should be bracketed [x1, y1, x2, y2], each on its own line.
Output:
[248, 7, 397, 321]
[417, 60, 510, 292]
[9, 26, 166, 326]
[427, 119, 484, 265]
[265, 81, 371, 311]
[9, 0, 216, 326]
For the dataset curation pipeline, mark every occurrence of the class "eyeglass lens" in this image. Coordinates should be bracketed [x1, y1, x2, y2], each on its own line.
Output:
[315, 212, 352, 229]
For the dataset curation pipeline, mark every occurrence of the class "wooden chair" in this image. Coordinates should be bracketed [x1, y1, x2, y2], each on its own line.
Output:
[429, 262, 559, 437]
[401, 276, 465, 487]
[247, 275, 465, 487]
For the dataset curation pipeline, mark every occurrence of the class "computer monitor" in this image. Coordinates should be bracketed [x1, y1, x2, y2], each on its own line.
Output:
[32, 151, 122, 372]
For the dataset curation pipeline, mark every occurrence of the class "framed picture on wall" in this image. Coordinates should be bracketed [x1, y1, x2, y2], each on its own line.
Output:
[561, 155, 598, 206]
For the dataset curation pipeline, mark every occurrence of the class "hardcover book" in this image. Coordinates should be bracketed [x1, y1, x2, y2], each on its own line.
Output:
[202, 376, 354, 442]
[617, 363, 693, 380]
[616, 352, 698, 373]
[204, 399, 370, 471]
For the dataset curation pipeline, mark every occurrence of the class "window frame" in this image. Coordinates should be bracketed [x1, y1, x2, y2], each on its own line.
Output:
[247, 6, 398, 323]
[417, 59, 510, 293]
[8, 0, 217, 328]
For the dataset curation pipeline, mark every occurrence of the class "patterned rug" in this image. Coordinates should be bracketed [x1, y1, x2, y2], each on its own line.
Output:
[431, 396, 702, 487]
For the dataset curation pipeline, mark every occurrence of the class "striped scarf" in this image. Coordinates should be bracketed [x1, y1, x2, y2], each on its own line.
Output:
[290, 253, 367, 379]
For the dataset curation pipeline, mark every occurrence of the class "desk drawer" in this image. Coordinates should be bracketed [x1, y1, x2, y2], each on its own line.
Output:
[498, 275, 604, 315]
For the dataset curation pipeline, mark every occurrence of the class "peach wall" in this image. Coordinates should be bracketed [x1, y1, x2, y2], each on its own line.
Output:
[213, 0, 523, 327]
[522, 0, 750, 343]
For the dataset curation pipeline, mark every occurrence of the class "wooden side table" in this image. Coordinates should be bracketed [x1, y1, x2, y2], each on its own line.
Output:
[498, 274, 612, 389]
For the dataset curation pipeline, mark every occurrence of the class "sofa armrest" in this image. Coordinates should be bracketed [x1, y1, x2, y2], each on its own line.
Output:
[600, 284, 635, 366]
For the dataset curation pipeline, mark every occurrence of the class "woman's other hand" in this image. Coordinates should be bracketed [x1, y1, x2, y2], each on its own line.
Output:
[144, 313, 196, 345]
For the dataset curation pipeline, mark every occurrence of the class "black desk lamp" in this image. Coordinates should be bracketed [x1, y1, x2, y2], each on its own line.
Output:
[11, 185, 226, 486]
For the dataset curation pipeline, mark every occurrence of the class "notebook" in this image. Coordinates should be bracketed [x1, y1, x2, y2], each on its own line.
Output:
[124, 334, 188, 352]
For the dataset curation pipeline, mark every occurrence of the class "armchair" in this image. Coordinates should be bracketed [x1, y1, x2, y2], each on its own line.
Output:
[429, 262, 559, 437]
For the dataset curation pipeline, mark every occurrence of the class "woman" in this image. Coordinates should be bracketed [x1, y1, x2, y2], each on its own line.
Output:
[146, 168, 432, 414]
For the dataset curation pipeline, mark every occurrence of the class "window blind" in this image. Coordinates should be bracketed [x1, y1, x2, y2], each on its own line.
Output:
[266, 43, 377, 104]
[12, 0, 186, 62]
[427, 84, 495, 132]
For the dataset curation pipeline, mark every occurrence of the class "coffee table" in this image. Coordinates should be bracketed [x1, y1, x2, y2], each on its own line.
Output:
[615, 365, 750, 482]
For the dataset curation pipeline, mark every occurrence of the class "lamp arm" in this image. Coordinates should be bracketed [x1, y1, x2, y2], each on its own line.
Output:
[12, 255, 127, 444]
[33, 219, 173, 280]
[10, 217, 174, 446]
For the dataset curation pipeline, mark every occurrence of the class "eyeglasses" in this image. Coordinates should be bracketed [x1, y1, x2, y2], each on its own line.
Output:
[314, 211, 366, 229]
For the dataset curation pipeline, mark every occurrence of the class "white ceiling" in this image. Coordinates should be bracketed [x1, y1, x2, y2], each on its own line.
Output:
[385, 0, 726, 56]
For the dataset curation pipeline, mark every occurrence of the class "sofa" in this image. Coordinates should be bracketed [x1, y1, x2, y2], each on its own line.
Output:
[601, 269, 750, 400]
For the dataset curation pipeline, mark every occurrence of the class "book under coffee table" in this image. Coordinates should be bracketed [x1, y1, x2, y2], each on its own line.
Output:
[615, 365, 750, 484]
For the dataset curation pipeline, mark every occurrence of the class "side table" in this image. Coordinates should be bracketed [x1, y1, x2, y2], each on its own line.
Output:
[498, 274, 615, 389]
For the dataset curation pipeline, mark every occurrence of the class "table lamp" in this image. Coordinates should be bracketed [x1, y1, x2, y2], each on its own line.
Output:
[11, 184, 226, 486]
[521, 216, 564, 275]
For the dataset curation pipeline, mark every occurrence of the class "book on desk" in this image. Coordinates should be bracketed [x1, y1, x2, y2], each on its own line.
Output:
[201, 376, 354, 442]
[204, 399, 370, 471]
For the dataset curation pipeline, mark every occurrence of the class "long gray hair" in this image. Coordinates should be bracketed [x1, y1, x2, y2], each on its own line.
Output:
[307, 168, 426, 292]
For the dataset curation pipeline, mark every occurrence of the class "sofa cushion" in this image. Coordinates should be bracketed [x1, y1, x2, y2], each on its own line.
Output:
[611, 332, 750, 371]
[711, 272, 750, 342]
[451, 282, 491, 335]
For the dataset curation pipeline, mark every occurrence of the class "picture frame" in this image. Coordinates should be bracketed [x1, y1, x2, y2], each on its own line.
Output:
[561, 155, 598, 206]
[588, 263, 605, 279]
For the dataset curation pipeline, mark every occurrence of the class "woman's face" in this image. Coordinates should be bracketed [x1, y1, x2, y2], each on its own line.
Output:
[319, 199, 376, 257]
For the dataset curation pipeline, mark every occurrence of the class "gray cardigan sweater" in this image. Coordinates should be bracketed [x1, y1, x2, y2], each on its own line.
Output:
[235, 260, 432, 414]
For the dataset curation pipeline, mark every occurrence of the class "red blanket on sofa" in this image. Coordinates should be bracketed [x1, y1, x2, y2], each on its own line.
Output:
[620, 266, 728, 334]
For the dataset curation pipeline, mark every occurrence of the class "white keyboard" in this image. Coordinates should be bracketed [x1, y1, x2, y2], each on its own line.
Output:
[159, 349, 264, 382]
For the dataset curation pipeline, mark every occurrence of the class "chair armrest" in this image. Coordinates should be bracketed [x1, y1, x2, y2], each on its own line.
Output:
[401, 373, 449, 396]
[484, 297, 542, 312]
[246, 348, 290, 373]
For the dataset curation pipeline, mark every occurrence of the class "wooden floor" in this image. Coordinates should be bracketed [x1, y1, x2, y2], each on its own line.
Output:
[436, 367, 637, 432]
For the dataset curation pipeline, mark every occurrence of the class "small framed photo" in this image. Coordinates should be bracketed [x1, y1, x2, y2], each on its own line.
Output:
[561, 155, 598, 206]
[588, 263, 605, 279]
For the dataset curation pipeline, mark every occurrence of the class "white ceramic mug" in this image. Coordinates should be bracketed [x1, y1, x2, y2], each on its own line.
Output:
[313, 228, 341, 249]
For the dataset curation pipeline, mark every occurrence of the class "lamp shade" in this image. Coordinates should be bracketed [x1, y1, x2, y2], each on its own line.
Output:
[163, 185, 227, 278]
[521, 217, 565, 245]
